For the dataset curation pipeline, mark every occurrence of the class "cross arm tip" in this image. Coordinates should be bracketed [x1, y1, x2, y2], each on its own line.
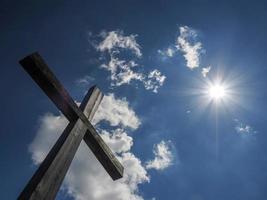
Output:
[19, 52, 40, 64]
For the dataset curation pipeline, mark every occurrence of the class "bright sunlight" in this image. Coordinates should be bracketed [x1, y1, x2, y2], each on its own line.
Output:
[209, 84, 226, 100]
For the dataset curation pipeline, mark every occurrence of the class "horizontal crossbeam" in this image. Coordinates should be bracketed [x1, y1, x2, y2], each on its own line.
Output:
[19, 53, 123, 181]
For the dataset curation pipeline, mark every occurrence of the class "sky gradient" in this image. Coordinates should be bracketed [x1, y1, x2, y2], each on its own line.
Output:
[1, 0, 267, 199]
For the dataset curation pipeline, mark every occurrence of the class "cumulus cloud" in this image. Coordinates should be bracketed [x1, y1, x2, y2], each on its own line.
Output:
[176, 26, 203, 69]
[100, 128, 133, 154]
[201, 66, 211, 78]
[29, 113, 68, 165]
[29, 94, 150, 200]
[146, 141, 173, 170]
[92, 93, 141, 129]
[64, 132, 149, 200]
[88, 30, 166, 93]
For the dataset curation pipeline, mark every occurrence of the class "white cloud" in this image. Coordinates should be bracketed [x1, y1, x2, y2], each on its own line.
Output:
[146, 141, 173, 170]
[76, 75, 95, 86]
[92, 93, 141, 129]
[29, 94, 150, 200]
[100, 57, 144, 87]
[29, 113, 68, 165]
[158, 26, 210, 79]
[64, 133, 149, 200]
[89, 30, 166, 93]
[234, 119, 257, 137]
[176, 26, 203, 69]
[101, 57, 138, 76]
[236, 125, 252, 134]
[143, 69, 166, 93]
[115, 68, 144, 86]
[158, 47, 175, 58]
[100, 128, 133, 154]
[201, 66, 211, 78]
[100, 56, 166, 92]
[97, 30, 142, 57]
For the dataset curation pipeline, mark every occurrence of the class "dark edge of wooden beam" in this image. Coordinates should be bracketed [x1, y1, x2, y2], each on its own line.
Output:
[17, 86, 101, 200]
[84, 131, 124, 180]
[82, 88, 124, 180]
[18, 120, 78, 200]
[19, 52, 124, 181]
[19, 52, 79, 122]
[79, 85, 103, 121]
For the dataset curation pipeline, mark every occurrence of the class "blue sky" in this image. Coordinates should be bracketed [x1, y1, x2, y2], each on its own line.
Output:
[2, 0, 267, 199]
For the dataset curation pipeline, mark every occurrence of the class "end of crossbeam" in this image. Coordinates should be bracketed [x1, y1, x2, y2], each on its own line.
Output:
[19, 52, 80, 122]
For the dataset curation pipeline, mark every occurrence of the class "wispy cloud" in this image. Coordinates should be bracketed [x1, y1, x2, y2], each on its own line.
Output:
[29, 93, 150, 200]
[76, 75, 95, 86]
[144, 69, 166, 93]
[158, 47, 175, 58]
[100, 57, 145, 87]
[97, 30, 142, 57]
[146, 141, 173, 170]
[201, 66, 211, 78]
[176, 26, 203, 70]
[158, 26, 212, 77]
[234, 119, 257, 137]
[87, 30, 166, 93]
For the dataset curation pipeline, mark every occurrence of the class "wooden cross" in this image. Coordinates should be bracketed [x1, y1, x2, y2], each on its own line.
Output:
[18, 52, 124, 200]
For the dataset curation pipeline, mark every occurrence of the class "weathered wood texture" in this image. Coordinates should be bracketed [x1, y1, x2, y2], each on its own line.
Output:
[18, 86, 101, 200]
[18, 53, 124, 200]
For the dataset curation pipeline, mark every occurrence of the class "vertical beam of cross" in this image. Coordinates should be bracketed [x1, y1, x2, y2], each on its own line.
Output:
[18, 53, 124, 200]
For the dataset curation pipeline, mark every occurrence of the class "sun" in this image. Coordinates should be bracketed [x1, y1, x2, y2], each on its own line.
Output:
[208, 84, 226, 100]
[187, 72, 240, 109]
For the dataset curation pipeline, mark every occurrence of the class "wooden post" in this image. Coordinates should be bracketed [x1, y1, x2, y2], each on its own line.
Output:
[18, 53, 124, 200]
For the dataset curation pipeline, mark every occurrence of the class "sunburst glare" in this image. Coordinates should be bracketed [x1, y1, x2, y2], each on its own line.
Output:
[208, 84, 226, 101]
[183, 70, 244, 112]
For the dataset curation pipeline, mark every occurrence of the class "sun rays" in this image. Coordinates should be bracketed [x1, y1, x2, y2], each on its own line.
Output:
[208, 84, 226, 100]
